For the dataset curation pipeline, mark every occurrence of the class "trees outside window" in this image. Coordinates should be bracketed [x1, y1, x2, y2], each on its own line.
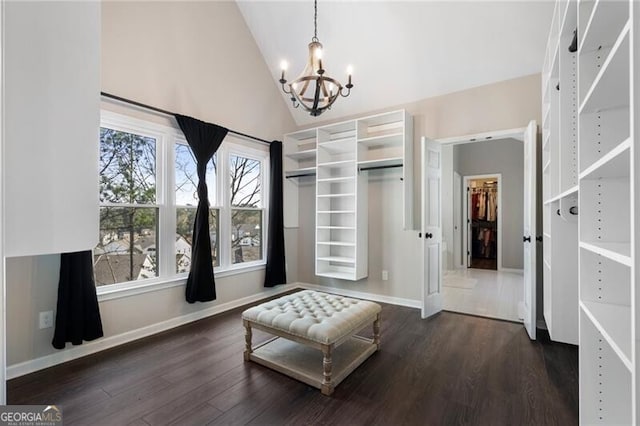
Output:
[95, 111, 268, 289]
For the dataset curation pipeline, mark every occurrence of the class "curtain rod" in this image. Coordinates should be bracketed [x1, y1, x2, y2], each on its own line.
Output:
[100, 92, 272, 146]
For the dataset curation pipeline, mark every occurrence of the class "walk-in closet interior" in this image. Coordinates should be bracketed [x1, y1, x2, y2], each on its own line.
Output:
[468, 177, 498, 270]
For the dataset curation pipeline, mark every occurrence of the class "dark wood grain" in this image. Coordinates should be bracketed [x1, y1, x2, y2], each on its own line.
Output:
[8, 293, 578, 425]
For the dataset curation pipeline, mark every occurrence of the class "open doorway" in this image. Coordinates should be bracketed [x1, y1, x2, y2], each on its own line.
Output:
[465, 175, 500, 271]
[440, 132, 525, 323]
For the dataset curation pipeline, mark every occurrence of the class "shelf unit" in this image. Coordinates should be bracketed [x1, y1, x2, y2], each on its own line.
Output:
[576, 0, 636, 423]
[541, 0, 579, 346]
[283, 128, 317, 228]
[315, 121, 366, 280]
[283, 109, 414, 281]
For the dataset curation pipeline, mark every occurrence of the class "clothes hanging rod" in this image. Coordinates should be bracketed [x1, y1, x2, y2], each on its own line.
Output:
[285, 172, 316, 179]
[358, 164, 403, 172]
[100, 92, 272, 146]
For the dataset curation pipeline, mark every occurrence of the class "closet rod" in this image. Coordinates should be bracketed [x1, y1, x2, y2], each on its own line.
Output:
[359, 164, 403, 172]
[101, 92, 273, 146]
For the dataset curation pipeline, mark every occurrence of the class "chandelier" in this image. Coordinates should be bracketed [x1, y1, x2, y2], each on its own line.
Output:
[278, 0, 353, 117]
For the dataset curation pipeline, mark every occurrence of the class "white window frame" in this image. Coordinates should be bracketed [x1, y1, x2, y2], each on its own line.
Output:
[96, 110, 269, 299]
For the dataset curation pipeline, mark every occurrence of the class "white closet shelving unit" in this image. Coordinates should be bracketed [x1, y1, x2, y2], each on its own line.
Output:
[576, 0, 635, 423]
[283, 128, 317, 228]
[283, 110, 413, 281]
[541, 0, 579, 346]
[316, 121, 365, 280]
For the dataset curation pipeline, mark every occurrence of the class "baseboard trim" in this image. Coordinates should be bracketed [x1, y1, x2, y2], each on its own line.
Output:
[499, 268, 524, 274]
[7, 285, 295, 380]
[297, 282, 422, 309]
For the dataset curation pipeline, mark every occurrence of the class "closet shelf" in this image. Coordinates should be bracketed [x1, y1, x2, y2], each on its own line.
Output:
[580, 301, 632, 371]
[579, 23, 630, 115]
[285, 166, 317, 178]
[358, 132, 403, 148]
[317, 241, 356, 247]
[317, 176, 354, 183]
[318, 138, 355, 154]
[317, 256, 356, 264]
[579, 137, 630, 180]
[317, 159, 355, 168]
[579, 0, 629, 55]
[543, 132, 551, 151]
[544, 185, 579, 204]
[579, 241, 632, 266]
[357, 157, 403, 170]
[285, 148, 317, 161]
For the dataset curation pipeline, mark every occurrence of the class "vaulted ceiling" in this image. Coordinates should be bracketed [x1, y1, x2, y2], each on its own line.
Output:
[237, 1, 554, 126]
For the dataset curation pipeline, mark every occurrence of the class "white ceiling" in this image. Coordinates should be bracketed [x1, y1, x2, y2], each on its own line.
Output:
[236, 1, 555, 126]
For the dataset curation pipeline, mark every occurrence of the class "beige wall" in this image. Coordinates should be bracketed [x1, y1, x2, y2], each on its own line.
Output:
[296, 74, 541, 301]
[6, 1, 296, 367]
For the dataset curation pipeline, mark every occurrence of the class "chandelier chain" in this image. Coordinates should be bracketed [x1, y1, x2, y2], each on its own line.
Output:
[313, 0, 318, 42]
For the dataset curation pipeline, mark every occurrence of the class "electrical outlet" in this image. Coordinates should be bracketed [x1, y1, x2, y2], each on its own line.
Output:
[382, 270, 389, 281]
[39, 311, 54, 329]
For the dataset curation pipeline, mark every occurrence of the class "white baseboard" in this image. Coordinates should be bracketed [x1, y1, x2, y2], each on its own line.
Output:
[500, 268, 524, 274]
[7, 284, 295, 380]
[296, 282, 422, 309]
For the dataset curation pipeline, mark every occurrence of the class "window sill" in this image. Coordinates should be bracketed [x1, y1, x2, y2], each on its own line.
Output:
[96, 262, 266, 302]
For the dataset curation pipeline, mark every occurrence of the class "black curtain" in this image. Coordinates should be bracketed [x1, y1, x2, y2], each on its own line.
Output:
[52, 251, 103, 349]
[264, 141, 287, 287]
[175, 114, 228, 303]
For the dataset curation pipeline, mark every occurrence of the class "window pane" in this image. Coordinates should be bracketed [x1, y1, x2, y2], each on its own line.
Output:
[231, 209, 262, 264]
[230, 154, 261, 207]
[95, 207, 158, 286]
[176, 207, 219, 272]
[99, 128, 156, 204]
[175, 143, 216, 206]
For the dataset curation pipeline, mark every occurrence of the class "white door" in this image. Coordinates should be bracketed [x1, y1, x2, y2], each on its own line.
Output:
[421, 137, 442, 318]
[522, 120, 537, 339]
[453, 172, 462, 268]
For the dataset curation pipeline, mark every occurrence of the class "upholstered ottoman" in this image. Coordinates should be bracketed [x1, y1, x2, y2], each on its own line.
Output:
[242, 290, 381, 395]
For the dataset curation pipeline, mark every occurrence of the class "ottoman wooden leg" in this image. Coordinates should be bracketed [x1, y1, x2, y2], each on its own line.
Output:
[321, 344, 333, 396]
[243, 320, 253, 361]
[373, 313, 381, 350]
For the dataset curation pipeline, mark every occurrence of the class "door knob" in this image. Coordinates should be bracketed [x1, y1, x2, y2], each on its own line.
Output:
[536, 236, 542, 242]
[425, 233, 433, 239]
[523, 236, 531, 242]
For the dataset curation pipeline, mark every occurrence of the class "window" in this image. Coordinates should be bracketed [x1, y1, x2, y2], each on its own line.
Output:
[95, 127, 159, 286]
[95, 111, 268, 290]
[230, 153, 263, 264]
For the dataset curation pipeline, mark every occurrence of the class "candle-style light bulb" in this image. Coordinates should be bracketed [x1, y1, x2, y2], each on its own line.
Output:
[280, 60, 288, 82]
[346, 65, 353, 86]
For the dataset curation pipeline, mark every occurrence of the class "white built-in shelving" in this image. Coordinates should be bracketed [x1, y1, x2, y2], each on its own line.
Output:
[284, 110, 413, 281]
[574, 0, 636, 423]
[541, 0, 579, 347]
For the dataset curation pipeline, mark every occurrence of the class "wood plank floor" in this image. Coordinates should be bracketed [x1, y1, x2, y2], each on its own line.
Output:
[8, 294, 578, 425]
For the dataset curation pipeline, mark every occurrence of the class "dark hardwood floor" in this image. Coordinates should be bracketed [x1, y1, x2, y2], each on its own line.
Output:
[8, 293, 578, 425]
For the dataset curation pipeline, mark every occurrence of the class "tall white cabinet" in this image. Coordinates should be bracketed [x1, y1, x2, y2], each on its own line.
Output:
[283, 110, 413, 281]
[545, 0, 638, 423]
[542, 0, 579, 346]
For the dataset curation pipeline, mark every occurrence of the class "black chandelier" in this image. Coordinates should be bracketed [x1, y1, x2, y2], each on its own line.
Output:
[278, 0, 353, 117]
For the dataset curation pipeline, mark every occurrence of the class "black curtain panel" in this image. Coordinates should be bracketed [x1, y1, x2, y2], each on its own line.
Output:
[52, 251, 104, 349]
[175, 114, 228, 303]
[264, 141, 287, 287]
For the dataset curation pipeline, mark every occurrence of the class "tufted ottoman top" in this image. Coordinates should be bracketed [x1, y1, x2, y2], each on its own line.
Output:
[242, 290, 381, 345]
